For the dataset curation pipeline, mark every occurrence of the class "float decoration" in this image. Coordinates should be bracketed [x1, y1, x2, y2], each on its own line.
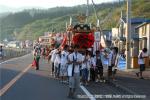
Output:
[73, 33, 94, 48]
[71, 14, 95, 49]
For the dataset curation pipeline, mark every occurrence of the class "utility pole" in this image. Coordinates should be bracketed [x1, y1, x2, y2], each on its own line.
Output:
[126, 0, 131, 69]
[86, 0, 89, 23]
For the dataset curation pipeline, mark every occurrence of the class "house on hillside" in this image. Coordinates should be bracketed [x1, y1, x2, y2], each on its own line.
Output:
[112, 17, 150, 51]
[136, 20, 150, 56]
[136, 20, 150, 67]
[111, 17, 150, 68]
[120, 17, 149, 38]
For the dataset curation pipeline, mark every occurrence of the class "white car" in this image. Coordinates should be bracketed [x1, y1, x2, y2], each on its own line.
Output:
[7, 41, 20, 48]
[0, 43, 5, 47]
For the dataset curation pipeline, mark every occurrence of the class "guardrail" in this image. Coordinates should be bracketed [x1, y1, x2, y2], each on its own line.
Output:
[1, 48, 31, 59]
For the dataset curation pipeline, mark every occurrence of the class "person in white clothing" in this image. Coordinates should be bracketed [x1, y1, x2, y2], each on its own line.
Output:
[54, 50, 61, 78]
[67, 45, 82, 98]
[33, 45, 41, 70]
[136, 48, 148, 79]
[108, 47, 119, 81]
[90, 53, 96, 82]
[49, 48, 58, 75]
[60, 45, 69, 83]
[81, 50, 90, 85]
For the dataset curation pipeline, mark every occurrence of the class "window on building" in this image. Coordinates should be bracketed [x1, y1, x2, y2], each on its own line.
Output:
[142, 26, 146, 36]
[139, 40, 142, 50]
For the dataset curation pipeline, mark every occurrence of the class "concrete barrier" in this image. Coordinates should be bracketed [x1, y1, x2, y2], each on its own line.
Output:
[2, 48, 31, 59]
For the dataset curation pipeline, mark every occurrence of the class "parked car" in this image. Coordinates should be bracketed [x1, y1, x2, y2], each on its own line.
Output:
[0, 43, 5, 47]
[6, 41, 20, 48]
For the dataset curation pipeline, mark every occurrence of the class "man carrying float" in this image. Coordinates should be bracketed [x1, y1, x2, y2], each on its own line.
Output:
[66, 15, 95, 98]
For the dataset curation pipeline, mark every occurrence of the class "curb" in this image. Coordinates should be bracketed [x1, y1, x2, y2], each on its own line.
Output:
[106, 80, 138, 95]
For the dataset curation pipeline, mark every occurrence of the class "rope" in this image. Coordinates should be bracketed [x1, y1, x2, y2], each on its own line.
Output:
[91, 0, 107, 47]
[91, 0, 98, 20]
[91, 0, 125, 47]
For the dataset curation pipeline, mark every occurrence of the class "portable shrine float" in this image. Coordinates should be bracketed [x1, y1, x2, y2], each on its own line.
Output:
[61, 14, 95, 51]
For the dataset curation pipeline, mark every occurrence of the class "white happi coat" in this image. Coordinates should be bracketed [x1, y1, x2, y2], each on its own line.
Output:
[61, 50, 69, 66]
[50, 49, 58, 62]
[67, 52, 83, 76]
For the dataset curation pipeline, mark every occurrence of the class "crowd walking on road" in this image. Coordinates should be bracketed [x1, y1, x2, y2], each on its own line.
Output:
[31, 41, 148, 99]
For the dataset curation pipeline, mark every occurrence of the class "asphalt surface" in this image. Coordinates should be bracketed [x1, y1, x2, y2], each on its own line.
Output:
[112, 76, 150, 99]
[0, 54, 150, 100]
[0, 54, 85, 100]
[0, 54, 32, 89]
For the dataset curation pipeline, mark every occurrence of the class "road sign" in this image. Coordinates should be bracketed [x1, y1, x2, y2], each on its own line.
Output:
[94, 31, 100, 41]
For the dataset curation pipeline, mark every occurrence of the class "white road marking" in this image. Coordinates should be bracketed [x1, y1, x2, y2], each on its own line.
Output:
[0, 54, 95, 99]
[80, 85, 96, 100]
[0, 64, 31, 96]
[0, 54, 31, 65]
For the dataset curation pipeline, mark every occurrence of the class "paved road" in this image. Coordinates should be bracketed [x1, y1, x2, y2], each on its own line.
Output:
[0, 54, 86, 100]
[0, 54, 149, 100]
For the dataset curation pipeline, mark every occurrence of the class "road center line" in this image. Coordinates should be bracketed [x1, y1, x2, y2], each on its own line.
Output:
[0, 64, 31, 96]
[80, 85, 96, 100]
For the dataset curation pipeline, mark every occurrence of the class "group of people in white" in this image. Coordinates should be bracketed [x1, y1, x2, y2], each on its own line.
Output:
[33, 43, 148, 99]
[49, 44, 119, 99]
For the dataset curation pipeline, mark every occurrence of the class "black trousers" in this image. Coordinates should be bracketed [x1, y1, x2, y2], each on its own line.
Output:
[108, 64, 117, 78]
[55, 64, 60, 77]
[52, 62, 54, 73]
[36, 59, 39, 70]
[96, 67, 103, 78]
[108, 66, 112, 77]
[90, 68, 96, 81]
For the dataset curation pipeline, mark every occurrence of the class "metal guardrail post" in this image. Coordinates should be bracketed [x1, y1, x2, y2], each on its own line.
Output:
[2, 48, 32, 59]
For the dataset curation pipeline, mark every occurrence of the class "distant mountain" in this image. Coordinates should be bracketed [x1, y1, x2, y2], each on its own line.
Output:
[0, 12, 10, 18]
[0, 5, 90, 40]
[0, 0, 150, 41]
[0, 5, 45, 13]
[0, 5, 18, 13]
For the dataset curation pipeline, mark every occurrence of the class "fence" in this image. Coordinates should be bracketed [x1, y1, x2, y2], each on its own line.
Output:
[1, 48, 31, 59]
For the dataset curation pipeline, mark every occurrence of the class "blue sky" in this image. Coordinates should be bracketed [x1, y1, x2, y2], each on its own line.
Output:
[0, 0, 117, 8]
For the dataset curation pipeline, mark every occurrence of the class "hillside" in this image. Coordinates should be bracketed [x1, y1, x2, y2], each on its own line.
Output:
[0, 0, 150, 40]
[0, 5, 92, 40]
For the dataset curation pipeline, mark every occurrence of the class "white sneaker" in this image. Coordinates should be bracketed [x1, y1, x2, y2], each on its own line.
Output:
[80, 82, 83, 85]
[103, 80, 106, 83]
[95, 79, 99, 83]
[100, 80, 103, 82]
